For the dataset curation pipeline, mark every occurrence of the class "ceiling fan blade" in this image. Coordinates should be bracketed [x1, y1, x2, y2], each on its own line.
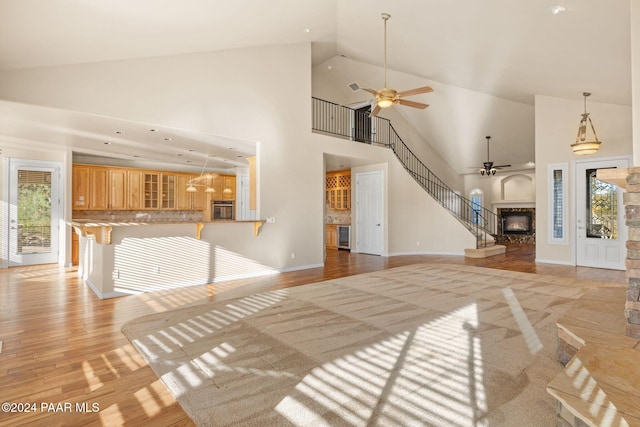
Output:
[397, 99, 429, 109]
[348, 100, 372, 106]
[493, 164, 512, 169]
[369, 104, 382, 117]
[361, 88, 379, 96]
[396, 86, 434, 97]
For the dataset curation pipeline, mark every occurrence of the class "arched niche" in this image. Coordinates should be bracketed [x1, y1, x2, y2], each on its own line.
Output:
[501, 174, 534, 200]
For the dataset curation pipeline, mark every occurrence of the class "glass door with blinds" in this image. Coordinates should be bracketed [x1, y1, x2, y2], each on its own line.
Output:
[7, 159, 62, 266]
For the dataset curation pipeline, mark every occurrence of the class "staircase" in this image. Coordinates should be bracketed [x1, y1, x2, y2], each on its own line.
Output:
[464, 235, 505, 258]
[312, 97, 504, 255]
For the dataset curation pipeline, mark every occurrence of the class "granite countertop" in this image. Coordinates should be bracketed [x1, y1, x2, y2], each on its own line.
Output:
[69, 219, 264, 226]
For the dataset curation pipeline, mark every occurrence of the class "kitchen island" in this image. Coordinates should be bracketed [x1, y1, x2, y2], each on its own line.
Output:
[70, 220, 268, 299]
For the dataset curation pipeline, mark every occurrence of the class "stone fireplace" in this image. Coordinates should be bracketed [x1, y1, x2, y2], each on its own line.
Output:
[496, 207, 535, 244]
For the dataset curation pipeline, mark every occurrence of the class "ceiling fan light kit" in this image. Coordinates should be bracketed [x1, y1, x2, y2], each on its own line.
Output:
[357, 13, 433, 117]
[570, 92, 602, 155]
[480, 165, 497, 176]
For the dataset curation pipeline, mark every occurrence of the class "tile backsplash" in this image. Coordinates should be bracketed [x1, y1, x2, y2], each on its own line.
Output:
[325, 209, 351, 224]
[72, 210, 205, 223]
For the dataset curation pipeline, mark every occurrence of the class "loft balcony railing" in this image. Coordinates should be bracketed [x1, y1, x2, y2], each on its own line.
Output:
[312, 97, 497, 248]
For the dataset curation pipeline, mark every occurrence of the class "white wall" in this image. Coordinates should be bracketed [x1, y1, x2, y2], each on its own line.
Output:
[313, 55, 535, 191]
[535, 95, 632, 265]
[317, 133, 476, 255]
[633, 0, 640, 166]
[0, 43, 324, 271]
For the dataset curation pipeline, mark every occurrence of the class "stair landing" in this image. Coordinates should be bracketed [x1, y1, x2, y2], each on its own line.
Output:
[464, 244, 506, 258]
[548, 286, 640, 427]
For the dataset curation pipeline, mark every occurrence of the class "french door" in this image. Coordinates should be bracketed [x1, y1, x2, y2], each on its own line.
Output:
[7, 159, 62, 266]
[575, 157, 628, 270]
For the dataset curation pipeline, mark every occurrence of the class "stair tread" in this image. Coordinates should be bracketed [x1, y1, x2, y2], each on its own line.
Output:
[464, 245, 506, 258]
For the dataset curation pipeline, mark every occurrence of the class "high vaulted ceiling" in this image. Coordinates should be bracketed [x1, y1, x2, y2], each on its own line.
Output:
[0, 0, 633, 173]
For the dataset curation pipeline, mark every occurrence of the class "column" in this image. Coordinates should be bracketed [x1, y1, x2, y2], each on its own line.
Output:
[624, 168, 640, 338]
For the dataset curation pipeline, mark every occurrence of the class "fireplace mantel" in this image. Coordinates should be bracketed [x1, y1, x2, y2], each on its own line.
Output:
[493, 201, 535, 209]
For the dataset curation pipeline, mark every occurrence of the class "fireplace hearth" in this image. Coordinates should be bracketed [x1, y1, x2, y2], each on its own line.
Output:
[497, 208, 535, 244]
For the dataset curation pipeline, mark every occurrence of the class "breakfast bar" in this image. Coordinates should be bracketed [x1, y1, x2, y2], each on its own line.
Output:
[70, 220, 268, 299]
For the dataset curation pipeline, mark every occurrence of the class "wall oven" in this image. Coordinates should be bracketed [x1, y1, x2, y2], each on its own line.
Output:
[337, 225, 351, 250]
[212, 201, 235, 221]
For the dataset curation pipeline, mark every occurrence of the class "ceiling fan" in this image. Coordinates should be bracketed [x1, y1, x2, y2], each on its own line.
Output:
[356, 13, 433, 117]
[477, 136, 511, 176]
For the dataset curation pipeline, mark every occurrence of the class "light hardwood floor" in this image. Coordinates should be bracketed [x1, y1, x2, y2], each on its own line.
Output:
[0, 244, 626, 426]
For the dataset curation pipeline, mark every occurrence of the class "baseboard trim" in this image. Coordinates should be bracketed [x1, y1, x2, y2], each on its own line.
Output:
[534, 258, 574, 266]
[212, 269, 279, 283]
[388, 250, 466, 257]
[279, 263, 324, 273]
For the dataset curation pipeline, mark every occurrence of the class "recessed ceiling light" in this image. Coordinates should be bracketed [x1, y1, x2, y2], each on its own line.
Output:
[304, 28, 311, 33]
[177, 153, 183, 156]
[186, 160, 193, 163]
[164, 137, 172, 141]
[149, 128, 157, 132]
[103, 142, 112, 145]
[115, 130, 124, 135]
[236, 155, 244, 158]
[188, 149, 195, 152]
[549, 5, 566, 14]
[133, 155, 140, 158]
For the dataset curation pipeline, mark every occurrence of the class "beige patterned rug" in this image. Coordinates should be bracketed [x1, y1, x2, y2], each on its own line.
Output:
[122, 263, 622, 426]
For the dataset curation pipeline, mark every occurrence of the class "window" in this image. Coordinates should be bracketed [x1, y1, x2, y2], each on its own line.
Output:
[586, 168, 617, 239]
[469, 190, 483, 225]
[548, 163, 567, 244]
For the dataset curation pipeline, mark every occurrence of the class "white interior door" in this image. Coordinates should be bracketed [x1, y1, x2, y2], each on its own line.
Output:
[575, 157, 628, 270]
[7, 159, 62, 266]
[355, 170, 384, 255]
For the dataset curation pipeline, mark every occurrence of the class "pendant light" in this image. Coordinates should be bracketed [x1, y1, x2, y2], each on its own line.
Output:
[571, 92, 602, 155]
[186, 156, 217, 193]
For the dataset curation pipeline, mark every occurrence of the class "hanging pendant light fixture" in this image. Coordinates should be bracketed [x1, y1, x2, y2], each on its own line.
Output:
[186, 156, 218, 192]
[571, 92, 602, 155]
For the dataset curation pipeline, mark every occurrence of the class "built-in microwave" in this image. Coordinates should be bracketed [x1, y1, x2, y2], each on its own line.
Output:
[212, 201, 235, 221]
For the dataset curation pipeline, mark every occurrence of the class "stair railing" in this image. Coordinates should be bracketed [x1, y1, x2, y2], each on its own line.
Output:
[312, 97, 497, 248]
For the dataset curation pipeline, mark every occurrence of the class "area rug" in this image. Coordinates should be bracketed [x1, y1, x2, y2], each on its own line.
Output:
[122, 263, 623, 426]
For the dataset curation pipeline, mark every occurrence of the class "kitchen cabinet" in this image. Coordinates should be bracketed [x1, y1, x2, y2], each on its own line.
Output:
[109, 168, 128, 210]
[73, 165, 128, 210]
[222, 176, 236, 201]
[326, 170, 351, 210]
[71, 232, 79, 265]
[90, 167, 109, 210]
[177, 173, 205, 210]
[143, 172, 160, 209]
[161, 174, 177, 209]
[326, 224, 337, 249]
[72, 164, 231, 212]
[72, 165, 91, 210]
[211, 174, 236, 201]
[127, 169, 144, 210]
